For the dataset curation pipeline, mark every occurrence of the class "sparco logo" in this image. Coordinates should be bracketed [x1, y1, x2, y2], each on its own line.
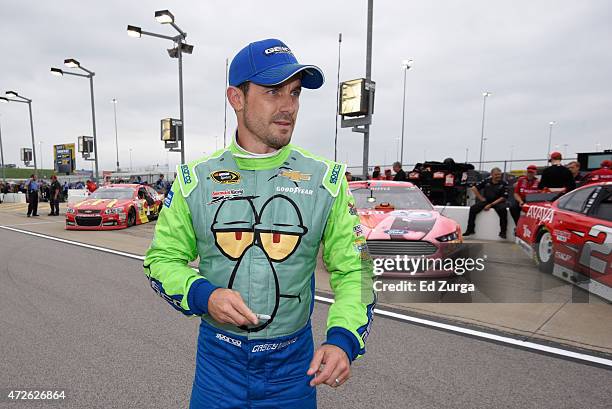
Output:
[264, 46, 292, 55]
[329, 164, 342, 184]
[181, 164, 191, 184]
[526, 205, 554, 223]
[216, 333, 242, 348]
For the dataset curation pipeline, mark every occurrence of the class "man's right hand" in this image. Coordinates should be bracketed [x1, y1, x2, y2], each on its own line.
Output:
[207, 288, 259, 326]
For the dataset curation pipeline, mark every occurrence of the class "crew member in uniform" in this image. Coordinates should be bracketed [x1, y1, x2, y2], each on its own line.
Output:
[538, 151, 575, 192]
[509, 165, 540, 225]
[464, 167, 509, 239]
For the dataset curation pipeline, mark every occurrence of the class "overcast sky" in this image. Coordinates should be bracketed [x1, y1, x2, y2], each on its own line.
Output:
[1, 0, 610, 174]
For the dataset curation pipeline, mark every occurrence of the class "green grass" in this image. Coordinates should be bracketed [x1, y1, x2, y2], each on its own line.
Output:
[1, 168, 56, 179]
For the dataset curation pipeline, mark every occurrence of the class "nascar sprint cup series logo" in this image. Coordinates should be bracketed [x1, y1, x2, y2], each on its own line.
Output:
[210, 170, 241, 184]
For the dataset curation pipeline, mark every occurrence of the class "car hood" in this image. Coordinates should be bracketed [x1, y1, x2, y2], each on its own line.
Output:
[357, 209, 451, 240]
[70, 198, 132, 210]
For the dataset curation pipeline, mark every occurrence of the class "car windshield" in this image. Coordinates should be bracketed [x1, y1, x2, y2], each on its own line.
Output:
[351, 185, 433, 210]
[90, 189, 134, 200]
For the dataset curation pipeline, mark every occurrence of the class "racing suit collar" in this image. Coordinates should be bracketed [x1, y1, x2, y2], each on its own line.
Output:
[230, 130, 292, 170]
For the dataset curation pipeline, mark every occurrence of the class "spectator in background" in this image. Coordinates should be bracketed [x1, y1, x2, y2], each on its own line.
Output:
[345, 171, 353, 182]
[155, 174, 171, 195]
[86, 179, 97, 193]
[48, 175, 61, 216]
[510, 165, 540, 225]
[464, 167, 509, 239]
[384, 169, 393, 180]
[392, 161, 406, 181]
[566, 161, 585, 186]
[583, 160, 612, 185]
[371, 166, 382, 180]
[538, 151, 575, 192]
[25, 174, 40, 217]
[104, 176, 112, 186]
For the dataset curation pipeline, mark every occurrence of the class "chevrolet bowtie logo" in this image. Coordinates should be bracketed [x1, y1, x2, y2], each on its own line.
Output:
[279, 170, 311, 182]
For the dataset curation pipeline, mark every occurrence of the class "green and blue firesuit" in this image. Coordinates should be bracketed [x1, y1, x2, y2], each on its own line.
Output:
[144, 138, 375, 408]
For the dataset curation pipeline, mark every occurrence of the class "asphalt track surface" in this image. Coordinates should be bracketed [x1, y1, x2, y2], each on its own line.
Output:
[1, 228, 611, 409]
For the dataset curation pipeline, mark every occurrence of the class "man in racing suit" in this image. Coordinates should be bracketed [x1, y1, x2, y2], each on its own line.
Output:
[144, 38, 375, 408]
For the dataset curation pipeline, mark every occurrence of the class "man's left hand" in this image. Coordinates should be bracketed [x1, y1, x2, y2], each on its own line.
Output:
[307, 345, 350, 388]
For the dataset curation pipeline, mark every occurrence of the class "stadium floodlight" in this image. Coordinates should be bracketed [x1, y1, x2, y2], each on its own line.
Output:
[180, 43, 194, 54]
[5, 91, 19, 98]
[129, 9, 191, 163]
[155, 10, 175, 24]
[0, 97, 8, 103]
[64, 58, 80, 68]
[50, 68, 64, 76]
[127, 25, 142, 38]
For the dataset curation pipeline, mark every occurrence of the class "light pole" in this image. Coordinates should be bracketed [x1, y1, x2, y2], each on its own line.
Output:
[478, 91, 492, 171]
[563, 143, 568, 158]
[465, 148, 469, 163]
[50, 59, 99, 182]
[546, 121, 556, 159]
[3, 91, 37, 172]
[400, 59, 413, 166]
[111, 99, 120, 171]
[38, 140, 43, 173]
[128, 10, 193, 164]
[129, 148, 133, 171]
[334, 33, 342, 162]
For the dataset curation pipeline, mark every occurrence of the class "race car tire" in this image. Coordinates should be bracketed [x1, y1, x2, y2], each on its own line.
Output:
[534, 229, 554, 274]
[127, 207, 136, 227]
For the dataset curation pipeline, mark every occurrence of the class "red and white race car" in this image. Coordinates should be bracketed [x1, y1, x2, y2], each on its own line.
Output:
[349, 180, 463, 277]
[66, 184, 163, 230]
[515, 182, 612, 301]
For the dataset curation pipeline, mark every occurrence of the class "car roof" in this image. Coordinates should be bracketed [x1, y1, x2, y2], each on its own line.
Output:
[348, 180, 416, 188]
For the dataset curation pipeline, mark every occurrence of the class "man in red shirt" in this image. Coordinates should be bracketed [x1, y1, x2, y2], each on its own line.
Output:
[86, 179, 97, 193]
[510, 165, 540, 225]
[583, 160, 612, 184]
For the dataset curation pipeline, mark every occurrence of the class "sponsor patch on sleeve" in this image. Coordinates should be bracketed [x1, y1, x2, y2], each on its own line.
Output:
[164, 190, 174, 208]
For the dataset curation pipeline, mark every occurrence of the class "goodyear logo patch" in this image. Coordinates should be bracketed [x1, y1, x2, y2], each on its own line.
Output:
[164, 190, 174, 208]
[181, 164, 192, 184]
[211, 170, 240, 184]
[329, 164, 342, 184]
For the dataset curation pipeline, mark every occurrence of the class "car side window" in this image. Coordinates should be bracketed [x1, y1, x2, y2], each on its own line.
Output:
[591, 189, 612, 222]
[557, 187, 596, 214]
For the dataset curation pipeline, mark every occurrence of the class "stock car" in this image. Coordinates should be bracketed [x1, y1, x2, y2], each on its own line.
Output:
[515, 182, 612, 302]
[349, 180, 463, 277]
[66, 184, 163, 230]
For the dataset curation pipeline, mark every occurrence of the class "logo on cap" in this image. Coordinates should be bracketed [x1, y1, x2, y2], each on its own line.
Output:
[264, 46, 292, 56]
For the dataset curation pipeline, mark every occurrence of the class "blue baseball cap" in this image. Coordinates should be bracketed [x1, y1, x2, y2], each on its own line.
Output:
[229, 39, 324, 89]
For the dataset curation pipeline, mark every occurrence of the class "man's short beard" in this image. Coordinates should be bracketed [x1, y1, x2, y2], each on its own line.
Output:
[243, 100, 292, 150]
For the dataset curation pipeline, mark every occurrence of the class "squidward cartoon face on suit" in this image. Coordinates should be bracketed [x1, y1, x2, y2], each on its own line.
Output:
[211, 194, 308, 331]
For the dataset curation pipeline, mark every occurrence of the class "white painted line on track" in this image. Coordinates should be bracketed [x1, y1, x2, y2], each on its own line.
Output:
[2, 224, 611, 368]
[0, 225, 145, 260]
[5, 221, 65, 226]
[315, 295, 612, 368]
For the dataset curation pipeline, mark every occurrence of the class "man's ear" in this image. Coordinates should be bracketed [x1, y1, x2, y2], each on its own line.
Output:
[227, 86, 245, 112]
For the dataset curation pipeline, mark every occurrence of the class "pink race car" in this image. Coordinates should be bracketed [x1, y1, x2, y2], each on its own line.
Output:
[349, 180, 463, 277]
